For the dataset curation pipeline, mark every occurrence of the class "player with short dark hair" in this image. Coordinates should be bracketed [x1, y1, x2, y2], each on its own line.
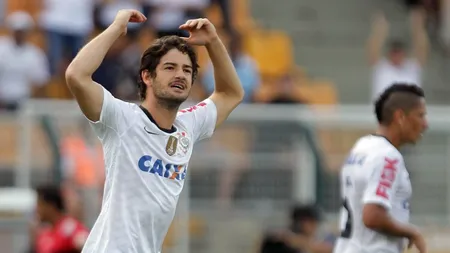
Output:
[65, 9, 244, 253]
[33, 184, 89, 253]
[333, 83, 427, 253]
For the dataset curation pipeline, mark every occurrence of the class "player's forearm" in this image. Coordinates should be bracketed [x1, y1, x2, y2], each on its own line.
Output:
[66, 23, 123, 80]
[366, 20, 388, 64]
[410, 10, 428, 64]
[364, 208, 416, 238]
[366, 31, 386, 64]
[205, 38, 244, 99]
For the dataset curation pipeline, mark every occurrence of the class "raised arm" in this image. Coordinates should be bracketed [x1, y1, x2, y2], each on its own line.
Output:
[65, 10, 146, 121]
[179, 19, 244, 128]
[367, 12, 389, 65]
[410, 8, 429, 66]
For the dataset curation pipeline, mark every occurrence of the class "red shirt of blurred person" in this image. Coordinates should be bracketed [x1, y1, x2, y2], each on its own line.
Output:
[34, 185, 89, 253]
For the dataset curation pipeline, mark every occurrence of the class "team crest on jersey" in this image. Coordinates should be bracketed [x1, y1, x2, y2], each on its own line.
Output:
[178, 132, 190, 154]
[166, 136, 178, 156]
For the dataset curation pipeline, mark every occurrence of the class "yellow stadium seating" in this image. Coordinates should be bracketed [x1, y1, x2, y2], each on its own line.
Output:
[298, 80, 338, 105]
[244, 30, 293, 78]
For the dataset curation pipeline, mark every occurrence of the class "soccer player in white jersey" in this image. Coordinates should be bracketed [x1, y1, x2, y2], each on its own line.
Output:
[65, 10, 244, 253]
[333, 83, 428, 253]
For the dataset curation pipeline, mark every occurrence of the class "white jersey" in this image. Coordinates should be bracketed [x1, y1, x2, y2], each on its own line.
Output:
[333, 237, 349, 253]
[337, 135, 412, 253]
[81, 88, 217, 253]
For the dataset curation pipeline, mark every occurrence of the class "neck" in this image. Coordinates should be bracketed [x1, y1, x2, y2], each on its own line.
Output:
[141, 99, 179, 130]
[376, 125, 403, 149]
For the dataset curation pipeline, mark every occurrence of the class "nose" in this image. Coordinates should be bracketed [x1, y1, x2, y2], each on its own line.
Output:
[423, 119, 429, 131]
[175, 68, 187, 79]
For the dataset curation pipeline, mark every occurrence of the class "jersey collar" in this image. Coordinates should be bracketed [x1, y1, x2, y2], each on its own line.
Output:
[139, 105, 177, 134]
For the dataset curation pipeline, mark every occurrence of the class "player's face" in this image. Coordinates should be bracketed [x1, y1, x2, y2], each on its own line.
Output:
[301, 219, 318, 236]
[150, 49, 193, 107]
[403, 99, 428, 143]
[388, 50, 405, 66]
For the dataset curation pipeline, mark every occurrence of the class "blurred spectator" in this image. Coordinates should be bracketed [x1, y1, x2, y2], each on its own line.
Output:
[405, 0, 440, 32]
[440, 0, 450, 47]
[253, 74, 307, 104]
[202, 32, 260, 102]
[261, 204, 334, 253]
[29, 184, 89, 253]
[92, 33, 141, 100]
[144, 0, 209, 37]
[199, 31, 255, 210]
[0, 11, 49, 111]
[367, 9, 428, 102]
[39, 0, 95, 75]
[210, 0, 233, 33]
[60, 120, 104, 228]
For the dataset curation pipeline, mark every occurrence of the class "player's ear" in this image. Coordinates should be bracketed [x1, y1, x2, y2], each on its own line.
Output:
[393, 110, 405, 124]
[141, 70, 153, 87]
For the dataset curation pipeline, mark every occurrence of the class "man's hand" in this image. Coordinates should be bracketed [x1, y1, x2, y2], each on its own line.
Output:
[179, 18, 219, 46]
[407, 230, 427, 253]
[112, 9, 146, 35]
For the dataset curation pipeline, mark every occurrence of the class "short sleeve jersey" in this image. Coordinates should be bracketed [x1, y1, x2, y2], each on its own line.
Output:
[337, 135, 412, 253]
[81, 88, 217, 253]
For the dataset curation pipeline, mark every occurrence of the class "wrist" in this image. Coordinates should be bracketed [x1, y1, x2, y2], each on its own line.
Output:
[110, 21, 126, 34]
[205, 35, 221, 48]
[405, 226, 419, 239]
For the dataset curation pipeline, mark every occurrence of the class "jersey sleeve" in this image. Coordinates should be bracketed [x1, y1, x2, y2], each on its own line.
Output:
[178, 99, 217, 142]
[363, 153, 403, 210]
[88, 88, 135, 139]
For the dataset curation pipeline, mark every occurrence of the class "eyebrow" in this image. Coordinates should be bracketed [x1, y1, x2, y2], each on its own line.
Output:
[163, 62, 192, 69]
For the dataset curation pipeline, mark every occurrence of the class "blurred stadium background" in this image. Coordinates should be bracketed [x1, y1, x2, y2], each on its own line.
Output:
[1, 0, 450, 253]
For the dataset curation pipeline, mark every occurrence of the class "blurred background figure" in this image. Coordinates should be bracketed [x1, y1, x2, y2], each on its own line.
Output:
[144, 0, 209, 38]
[39, 0, 95, 76]
[0, 11, 49, 111]
[92, 0, 143, 100]
[259, 204, 335, 253]
[201, 31, 260, 103]
[60, 120, 104, 228]
[367, 9, 428, 103]
[29, 184, 89, 253]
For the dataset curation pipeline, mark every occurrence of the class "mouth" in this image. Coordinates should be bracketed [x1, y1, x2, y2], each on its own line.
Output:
[170, 82, 185, 91]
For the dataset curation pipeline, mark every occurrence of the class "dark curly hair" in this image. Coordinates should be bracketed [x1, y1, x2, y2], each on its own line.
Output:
[374, 83, 425, 125]
[137, 36, 199, 101]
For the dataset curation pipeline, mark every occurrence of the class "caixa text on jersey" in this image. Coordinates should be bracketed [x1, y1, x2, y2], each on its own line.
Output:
[138, 155, 187, 181]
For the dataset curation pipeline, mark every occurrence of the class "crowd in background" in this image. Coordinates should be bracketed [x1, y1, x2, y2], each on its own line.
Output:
[0, 0, 311, 113]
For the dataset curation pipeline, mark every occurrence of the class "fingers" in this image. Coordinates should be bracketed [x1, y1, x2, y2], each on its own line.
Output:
[179, 18, 209, 30]
[130, 11, 147, 23]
